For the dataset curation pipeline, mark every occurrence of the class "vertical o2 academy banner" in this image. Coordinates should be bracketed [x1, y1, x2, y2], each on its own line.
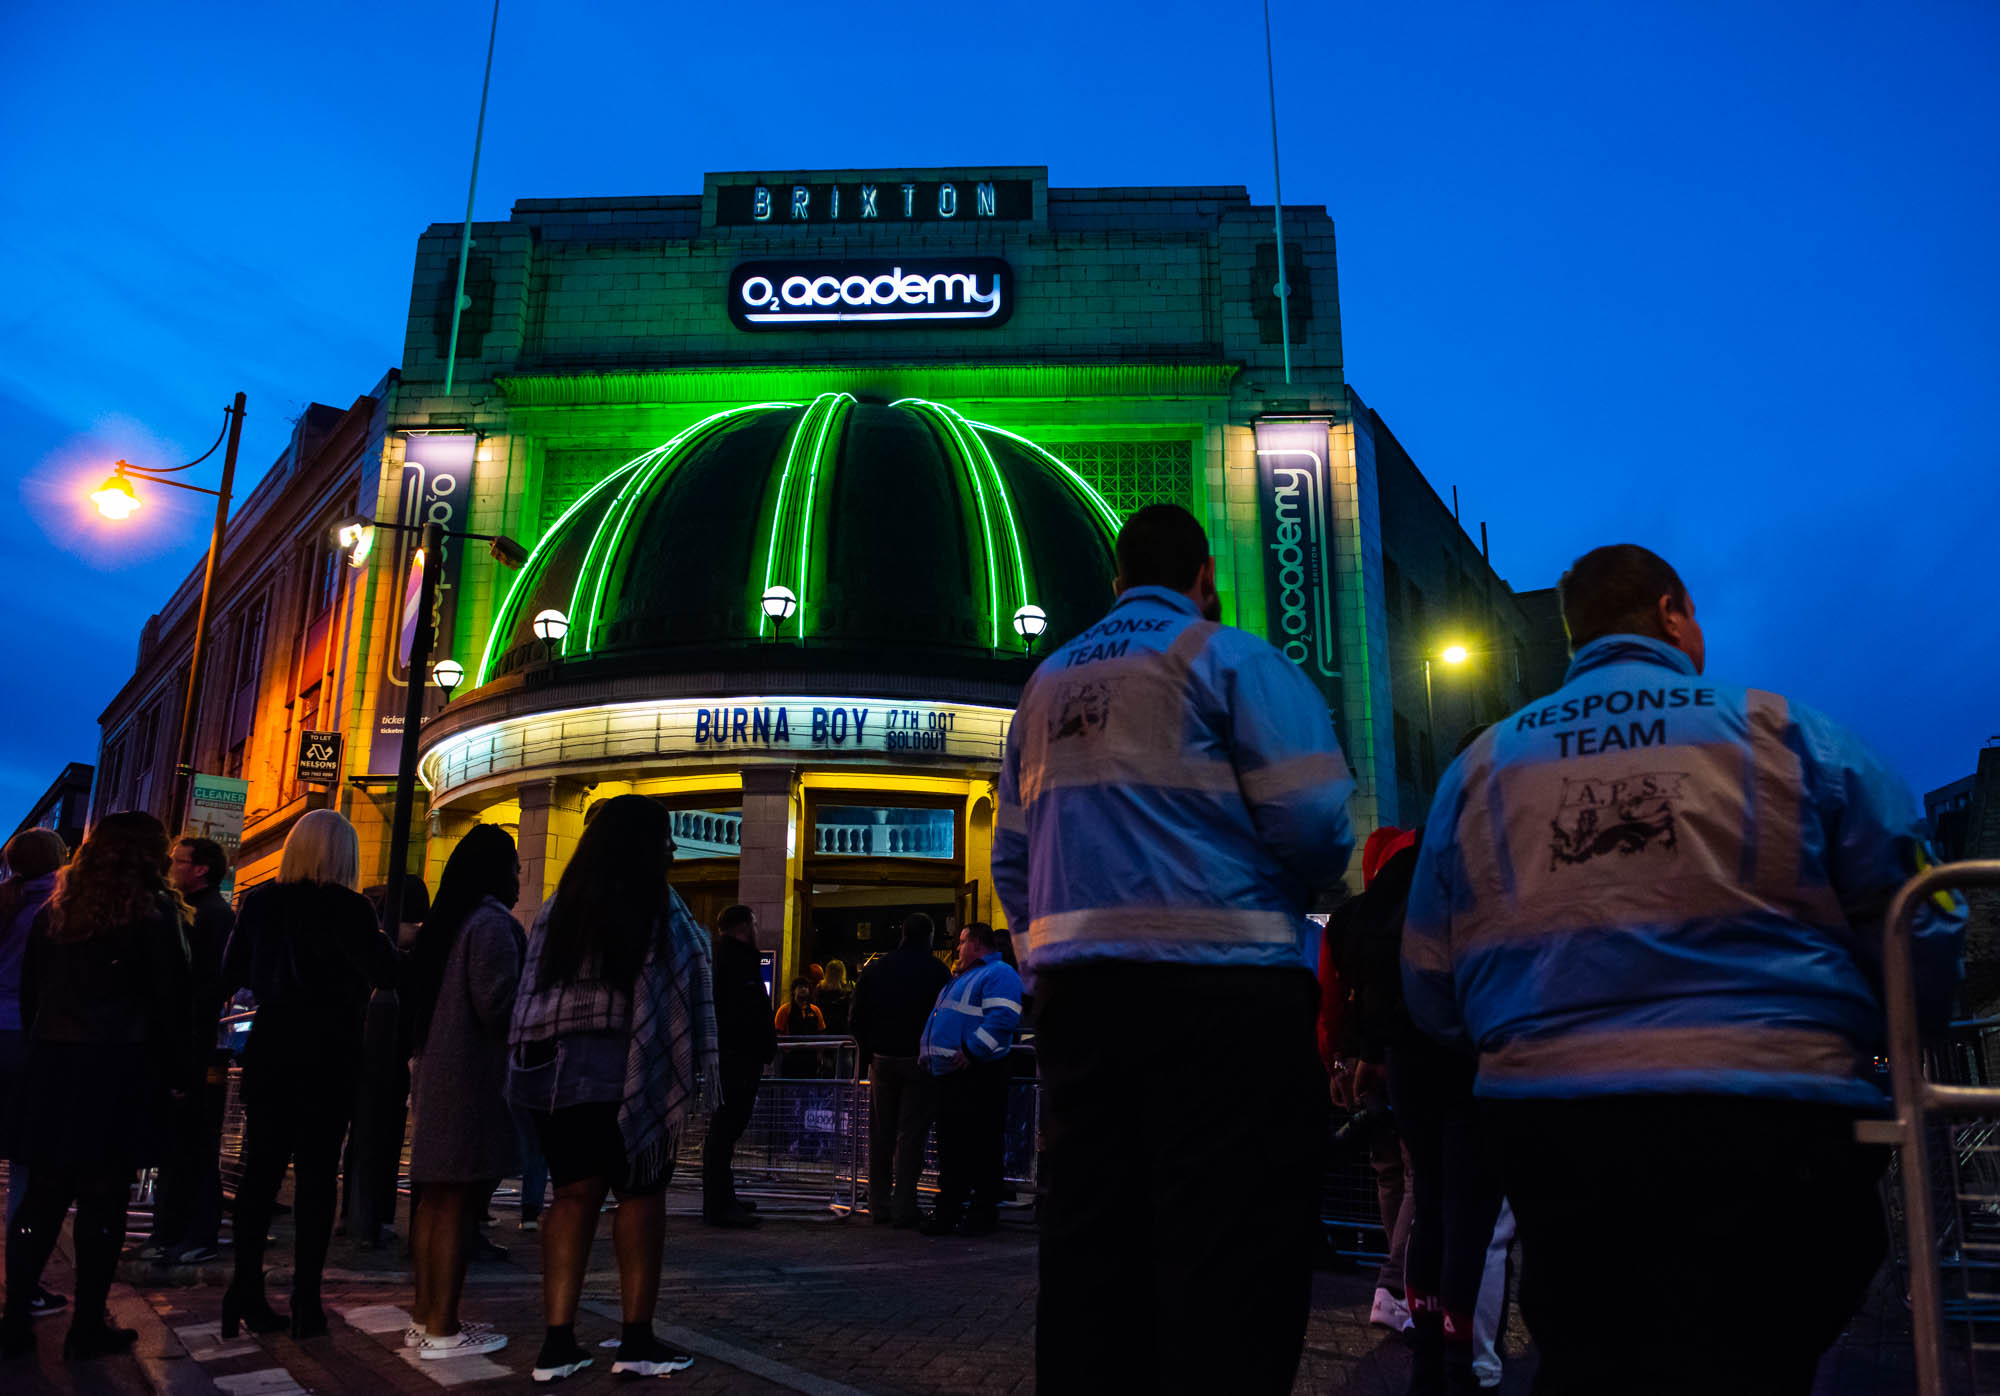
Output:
[1254, 420, 1343, 721]
[369, 433, 477, 774]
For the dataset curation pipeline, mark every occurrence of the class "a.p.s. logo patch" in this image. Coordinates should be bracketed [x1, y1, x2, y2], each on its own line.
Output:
[1549, 771, 1688, 870]
[1048, 680, 1115, 742]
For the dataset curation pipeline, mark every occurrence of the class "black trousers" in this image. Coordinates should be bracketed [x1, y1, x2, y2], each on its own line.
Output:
[151, 1060, 228, 1251]
[702, 1057, 763, 1216]
[5, 1162, 131, 1325]
[1036, 964, 1324, 1396]
[1490, 1095, 1887, 1396]
[932, 1056, 1010, 1220]
[867, 1054, 937, 1224]
[342, 1057, 409, 1241]
[231, 1083, 353, 1306]
[1389, 1033, 1505, 1333]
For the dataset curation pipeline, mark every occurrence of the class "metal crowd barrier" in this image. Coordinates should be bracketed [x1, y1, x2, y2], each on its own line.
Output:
[151, 1025, 1046, 1226]
[672, 1035, 1042, 1218]
[1874, 859, 2000, 1395]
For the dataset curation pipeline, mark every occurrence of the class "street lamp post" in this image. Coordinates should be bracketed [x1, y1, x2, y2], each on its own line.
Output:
[335, 514, 526, 942]
[92, 393, 247, 831]
[381, 521, 442, 950]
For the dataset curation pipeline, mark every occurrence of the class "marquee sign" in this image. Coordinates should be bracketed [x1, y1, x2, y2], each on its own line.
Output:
[420, 696, 1013, 802]
[716, 178, 1033, 227]
[1254, 420, 1343, 715]
[729, 258, 1013, 331]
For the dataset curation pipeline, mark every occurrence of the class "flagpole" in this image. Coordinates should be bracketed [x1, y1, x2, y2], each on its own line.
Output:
[1263, 0, 1292, 385]
[443, 0, 502, 397]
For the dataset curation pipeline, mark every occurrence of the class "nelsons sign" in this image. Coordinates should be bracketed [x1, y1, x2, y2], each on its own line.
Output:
[729, 258, 1013, 331]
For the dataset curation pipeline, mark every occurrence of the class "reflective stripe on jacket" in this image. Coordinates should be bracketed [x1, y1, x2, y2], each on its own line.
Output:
[919, 957, 1024, 1072]
[993, 586, 1357, 975]
[1401, 634, 1966, 1109]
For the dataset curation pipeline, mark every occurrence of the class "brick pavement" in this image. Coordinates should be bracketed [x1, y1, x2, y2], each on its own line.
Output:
[0, 1186, 1951, 1393]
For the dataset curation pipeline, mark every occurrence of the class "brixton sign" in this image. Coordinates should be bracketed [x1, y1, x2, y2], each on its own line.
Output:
[729, 258, 1013, 331]
[715, 178, 1033, 227]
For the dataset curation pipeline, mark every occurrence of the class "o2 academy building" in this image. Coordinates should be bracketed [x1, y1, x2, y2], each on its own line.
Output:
[346, 165, 1565, 977]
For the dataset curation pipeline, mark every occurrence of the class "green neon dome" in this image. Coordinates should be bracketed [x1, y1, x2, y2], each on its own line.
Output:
[476, 395, 1121, 687]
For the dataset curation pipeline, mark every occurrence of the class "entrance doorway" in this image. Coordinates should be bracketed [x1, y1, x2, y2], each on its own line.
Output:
[805, 882, 956, 981]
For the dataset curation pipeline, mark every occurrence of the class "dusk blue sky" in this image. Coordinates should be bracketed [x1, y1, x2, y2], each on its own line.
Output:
[3, 0, 1994, 824]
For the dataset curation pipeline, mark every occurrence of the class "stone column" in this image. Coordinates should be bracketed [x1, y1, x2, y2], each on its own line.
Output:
[736, 766, 798, 969]
[423, 805, 480, 894]
[517, 779, 587, 928]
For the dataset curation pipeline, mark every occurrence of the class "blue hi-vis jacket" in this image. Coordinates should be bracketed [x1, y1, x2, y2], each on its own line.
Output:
[919, 956, 1024, 1073]
[1401, 634, 1966, 1109]
[993, 586, 1357, 975]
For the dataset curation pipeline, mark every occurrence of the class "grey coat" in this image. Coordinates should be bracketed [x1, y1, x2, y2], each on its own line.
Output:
[410, 897, 523, 1183]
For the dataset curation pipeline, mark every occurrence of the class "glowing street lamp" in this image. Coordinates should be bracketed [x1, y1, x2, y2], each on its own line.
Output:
[1423, 642, 1473, 741]
[761, 584, 799, 637]
[92, 472, 142, 519]
[1012, 603, 1048, 649]
[87, 396, 248, 830]
[532, 608, 570, 643]
[431, 657, 465, 695]
[333, 516, 375, 569]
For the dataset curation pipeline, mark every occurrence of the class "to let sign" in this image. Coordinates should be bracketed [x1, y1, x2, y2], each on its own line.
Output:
[296, 730, 342, 784]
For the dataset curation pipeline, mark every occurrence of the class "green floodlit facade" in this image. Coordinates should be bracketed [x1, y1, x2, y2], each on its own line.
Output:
[476, 397, 1121, 687]
[342, 166, 1563, 981]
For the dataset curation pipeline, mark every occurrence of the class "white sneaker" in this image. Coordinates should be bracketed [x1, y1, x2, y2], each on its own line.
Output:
[1370, 1287, 1414, 1332]
[414, 1323, 509, 1360]
[403, 1325, 423, 1348]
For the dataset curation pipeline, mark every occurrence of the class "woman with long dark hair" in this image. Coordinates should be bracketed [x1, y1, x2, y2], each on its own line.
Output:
[507, 795, 718, 1382]
[221, 810, 394, 1340]
[403, 824, 523, 1360]
[2, 812, 190, 1361]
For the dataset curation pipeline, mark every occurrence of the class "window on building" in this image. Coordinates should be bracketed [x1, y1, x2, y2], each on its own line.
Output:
[229, 596, 267, 750]
[284, 683, 321, 804]
[132, 702, 163, 812]
[302, 535, 343, 621]
[1033, 440, 1197, 518]
[1383, 557, 1404, 623]
[99, 733, 128, 813]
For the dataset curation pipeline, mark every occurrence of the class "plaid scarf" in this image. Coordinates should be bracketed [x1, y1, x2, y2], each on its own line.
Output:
[511, 887, 719, 1190]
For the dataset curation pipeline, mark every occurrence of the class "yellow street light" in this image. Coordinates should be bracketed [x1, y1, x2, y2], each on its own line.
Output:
[91, 471, 141, 520]
[1440, 643, 1469, 665]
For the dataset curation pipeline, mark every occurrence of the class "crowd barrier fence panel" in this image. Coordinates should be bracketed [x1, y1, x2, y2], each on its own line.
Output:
[1873, 859, 2000, 1396]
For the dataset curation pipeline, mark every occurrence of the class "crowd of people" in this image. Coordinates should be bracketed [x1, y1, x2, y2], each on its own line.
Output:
[0, 501, 1970, 1395]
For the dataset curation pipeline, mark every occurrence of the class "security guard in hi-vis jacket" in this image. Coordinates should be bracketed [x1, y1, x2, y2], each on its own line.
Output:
[995, 504, 1355, 1396]
[1403, 543, 1966, 1396]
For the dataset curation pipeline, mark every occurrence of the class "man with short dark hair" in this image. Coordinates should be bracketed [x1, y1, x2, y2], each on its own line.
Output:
[995, 503, 1355, 1393]
[849, 912, 950, 1227]
[143, 837, 234, 1263]
[703, 905, 775, 1226]
[917, 922, 1022, 1237]
[1403, 542, 1965, 1395]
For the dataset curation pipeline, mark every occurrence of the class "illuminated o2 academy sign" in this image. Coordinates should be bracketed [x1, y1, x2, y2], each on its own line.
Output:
[729, 258, 1012, 330]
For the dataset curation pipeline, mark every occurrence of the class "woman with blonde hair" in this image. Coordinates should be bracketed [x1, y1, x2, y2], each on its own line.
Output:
[2, 812, 189, 1361]
[221, 809, 394, 1339]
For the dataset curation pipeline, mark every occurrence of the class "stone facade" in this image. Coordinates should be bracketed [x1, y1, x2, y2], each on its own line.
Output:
[85, 166, 1559, 980]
